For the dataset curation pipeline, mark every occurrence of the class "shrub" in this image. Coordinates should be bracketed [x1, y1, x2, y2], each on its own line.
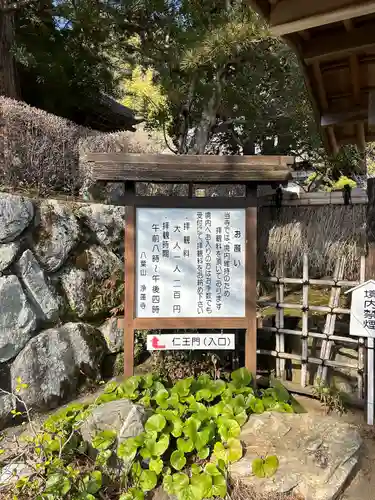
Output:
[1, 370, 296, 499]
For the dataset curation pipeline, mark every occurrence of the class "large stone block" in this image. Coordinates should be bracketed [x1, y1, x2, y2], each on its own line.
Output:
[100, 317, 123, 353]
[0, 242, 19, 272]
[230, 412, 362, 500]
[10, 323, 106, 409]
[0, 194, 34, 243]
[60, 245, 122, 318]
[33, 200, 80, 272]
[17, 250, 61, 322]
[76, 204, 125, 247]
[0, 275, 37, 362]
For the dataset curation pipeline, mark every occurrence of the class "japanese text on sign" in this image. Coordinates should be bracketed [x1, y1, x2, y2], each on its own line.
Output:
[347, 280, 375, 338]
[136, 208, 246, 317]
[147, 334, 235, 350]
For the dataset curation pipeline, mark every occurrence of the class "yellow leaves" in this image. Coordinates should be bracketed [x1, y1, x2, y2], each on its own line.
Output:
[121, 64, 169, 125]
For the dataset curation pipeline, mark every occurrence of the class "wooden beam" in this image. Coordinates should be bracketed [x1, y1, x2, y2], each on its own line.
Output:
[350, 54, 361, 105]
[83, 154, 293, 183]
[302, 24, 375, 64]
[369, 89, 375, 126]
[321, 107, 367, 127]
[312, 62, 328, 110]
[270, 0, 375, 36]
[339, 133, 375, 144]
[327, 126, 339, 154]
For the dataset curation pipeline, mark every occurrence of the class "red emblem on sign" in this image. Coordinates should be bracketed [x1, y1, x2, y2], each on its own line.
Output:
[151, 336, 166, 349]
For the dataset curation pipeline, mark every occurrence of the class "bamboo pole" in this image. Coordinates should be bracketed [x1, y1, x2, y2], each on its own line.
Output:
[301, 254, 309, 387]
[319, 257, 346, 383]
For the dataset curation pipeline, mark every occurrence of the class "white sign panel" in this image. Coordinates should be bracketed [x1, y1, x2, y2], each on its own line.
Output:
[147, 333, 235, 351]
[347, 280, 375, 338]
[136, 208, 246, 318]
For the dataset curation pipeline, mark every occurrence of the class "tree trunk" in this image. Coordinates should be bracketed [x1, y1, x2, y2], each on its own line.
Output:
[189, 68, 226, 154]
[0, 9, 20, 99]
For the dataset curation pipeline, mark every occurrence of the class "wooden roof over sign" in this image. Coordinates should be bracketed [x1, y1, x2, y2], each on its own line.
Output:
[84, 153, 293, 183]
[248, 0, 375, 154]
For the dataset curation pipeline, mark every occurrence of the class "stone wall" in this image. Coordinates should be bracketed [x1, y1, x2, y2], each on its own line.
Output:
[0, 192, 360, 427]
[0, 193, 130, 426]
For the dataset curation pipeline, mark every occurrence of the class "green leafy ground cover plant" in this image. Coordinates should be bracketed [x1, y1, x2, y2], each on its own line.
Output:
[4, 369, 296, 500]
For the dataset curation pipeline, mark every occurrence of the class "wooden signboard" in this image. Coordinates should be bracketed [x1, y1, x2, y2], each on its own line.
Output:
[125, 202, 257, 377]
[81, 153, 293, 378]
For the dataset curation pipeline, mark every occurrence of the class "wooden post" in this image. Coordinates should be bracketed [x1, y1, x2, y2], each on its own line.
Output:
[367, 338, 374, 425]
[301, 254, 309, 387]
[366, 178, 375, 279]
[245, 206, 257, 375]
[124, 182, 136, 377]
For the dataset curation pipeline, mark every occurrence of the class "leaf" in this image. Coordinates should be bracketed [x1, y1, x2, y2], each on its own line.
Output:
[170, 416, 183, 438]
[231, 368, 252, 388]
[139, 469, 158, 491]
[190, 472, 212, 499]
[269, 378, 290, 403]
[149, 457, 164, 475]
[45, 474, 69, 494]
[252, 458, 265, 478]
[104, 381, 118, 393]
[155, 389, 169, 408]
[210, 380, 226, 398]
[209, 402, 225, 418]
[172, 378, 193, 398]
[227, 438, 243, 463]
[143, 433, 170, 457]
[252, 455, 279, 478]
[61, 478, 71, 495]
[153, 433, 170, 456]
[172, 472, 189, 492]
[197, 446, 210, 459]
[95, 449, 112, 466]
[211, 473, 227, 497]
[142, 374, 154, 388]
[183, 417, 201, 440]
[218, 418, 241, 441]
[213, 438, 242, 464]
[163, 474, 175, 494]
[167, 393, 180, 408]
[249, 398, 265, 414]
[233, 409, 248, 426]
[204, 463, 221, 476]
[189, 402, 210, 422]
[91, 430, 117, 451]
[177, 437, 194, 453]
[117, 437, 141, 460]
[171, 450, 186, 471]
[145, 414, 166, 433]
[83, 471, 102, 494]
[119, 488, 145, 500]
[191, 464, 202, 475]
[196, 388, 212, 402]
[121, 376, 141, 396]
[264, 455, 279, 477]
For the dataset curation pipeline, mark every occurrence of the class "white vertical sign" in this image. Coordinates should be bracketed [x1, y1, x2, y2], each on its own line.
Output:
[136, 208, 246, 318]
[346, 279, 375, 425]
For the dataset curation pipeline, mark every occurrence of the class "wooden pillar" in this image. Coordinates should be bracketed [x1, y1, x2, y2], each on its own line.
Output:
[245, 184, 257, 375]
[366, 178, 375, 279]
